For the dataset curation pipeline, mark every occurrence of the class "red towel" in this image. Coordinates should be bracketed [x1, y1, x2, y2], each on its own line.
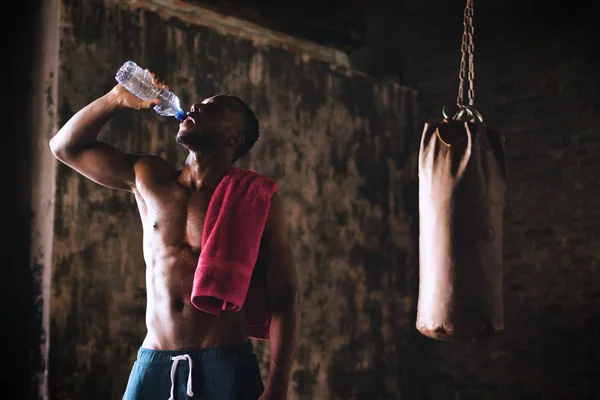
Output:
[191, 167, 279, 340]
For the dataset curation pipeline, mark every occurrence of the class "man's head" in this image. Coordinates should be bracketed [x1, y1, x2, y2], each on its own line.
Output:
[176, 94, 259, 161]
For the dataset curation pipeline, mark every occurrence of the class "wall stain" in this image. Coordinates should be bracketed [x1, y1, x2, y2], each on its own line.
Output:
[51, 2, 418, 399]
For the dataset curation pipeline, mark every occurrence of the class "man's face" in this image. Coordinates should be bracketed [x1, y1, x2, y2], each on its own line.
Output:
[176, 95, 244, 153]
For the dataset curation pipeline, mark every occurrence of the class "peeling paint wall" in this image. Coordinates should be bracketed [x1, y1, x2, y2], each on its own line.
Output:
[50, 1, 418, 399]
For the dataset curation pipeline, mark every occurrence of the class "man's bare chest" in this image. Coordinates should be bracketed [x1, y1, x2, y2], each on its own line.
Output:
[135, 184, 214, 249]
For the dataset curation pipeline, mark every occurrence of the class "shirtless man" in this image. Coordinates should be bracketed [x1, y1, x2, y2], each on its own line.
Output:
[49, 72, 300, 400]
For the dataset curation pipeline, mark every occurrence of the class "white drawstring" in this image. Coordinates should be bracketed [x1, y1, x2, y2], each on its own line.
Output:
[168, 354, 194, 400]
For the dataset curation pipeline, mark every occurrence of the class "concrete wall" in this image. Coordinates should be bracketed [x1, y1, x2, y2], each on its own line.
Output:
[36, 1, 599, 399]
[362, 4, 600, 399]
[3, 1, 58, 398]
[49, 1, 418, 399]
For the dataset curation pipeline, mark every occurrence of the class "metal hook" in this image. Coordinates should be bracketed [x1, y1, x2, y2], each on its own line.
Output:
[441, 105, 484, 123]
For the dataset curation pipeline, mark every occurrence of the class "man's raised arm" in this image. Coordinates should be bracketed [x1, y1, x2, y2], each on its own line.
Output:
[49, 82, 161, 191]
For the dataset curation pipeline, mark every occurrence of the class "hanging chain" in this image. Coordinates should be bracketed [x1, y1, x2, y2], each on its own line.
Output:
[457, 0, 475, 108]
[442, 0, 483, 122]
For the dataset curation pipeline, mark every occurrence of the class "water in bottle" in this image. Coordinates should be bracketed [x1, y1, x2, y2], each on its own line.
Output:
[115, 61, 187, 120]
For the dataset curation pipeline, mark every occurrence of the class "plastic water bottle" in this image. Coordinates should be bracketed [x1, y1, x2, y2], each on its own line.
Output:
[115, 61, 186, 120]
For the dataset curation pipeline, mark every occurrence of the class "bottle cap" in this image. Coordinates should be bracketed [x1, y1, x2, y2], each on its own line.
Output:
[175, 109, 186, 121]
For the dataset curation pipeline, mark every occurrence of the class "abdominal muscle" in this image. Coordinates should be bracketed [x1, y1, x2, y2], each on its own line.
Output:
[140, 242, 248, 351]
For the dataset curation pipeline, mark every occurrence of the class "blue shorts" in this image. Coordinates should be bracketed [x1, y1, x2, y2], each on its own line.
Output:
[123, 341, 264, 400]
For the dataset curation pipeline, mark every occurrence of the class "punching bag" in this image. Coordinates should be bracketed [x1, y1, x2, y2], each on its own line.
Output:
[416, 116, 506, 341]
[415, 0, 507, 341]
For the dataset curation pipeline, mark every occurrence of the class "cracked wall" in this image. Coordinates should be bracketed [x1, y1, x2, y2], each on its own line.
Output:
[50, 1, 419, 399]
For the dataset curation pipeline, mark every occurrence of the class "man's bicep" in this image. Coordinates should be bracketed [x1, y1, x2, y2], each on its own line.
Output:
[265, 194, 299, 311]
[58, 141, 140, 191]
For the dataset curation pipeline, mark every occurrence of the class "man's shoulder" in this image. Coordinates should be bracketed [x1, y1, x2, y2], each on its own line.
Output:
[229, 167, 279, 198]
[134, 155, 176, 180]
[230, 167, 276, 184]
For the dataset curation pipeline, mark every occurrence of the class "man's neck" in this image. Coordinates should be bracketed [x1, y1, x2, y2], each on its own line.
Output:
[180, 151, 232, 192]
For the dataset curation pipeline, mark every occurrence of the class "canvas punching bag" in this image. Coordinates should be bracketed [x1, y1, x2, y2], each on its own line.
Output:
[416, 0, 507, 341]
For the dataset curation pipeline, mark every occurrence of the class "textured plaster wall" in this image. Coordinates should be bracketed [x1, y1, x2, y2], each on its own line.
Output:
[50, 1, 418, 399]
